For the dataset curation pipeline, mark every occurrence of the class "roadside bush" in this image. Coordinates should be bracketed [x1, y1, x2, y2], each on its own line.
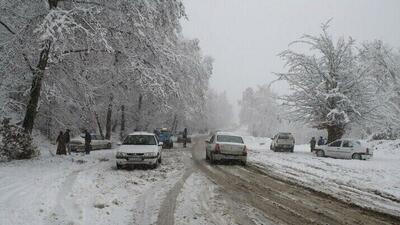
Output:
[0, 118, 39, 161]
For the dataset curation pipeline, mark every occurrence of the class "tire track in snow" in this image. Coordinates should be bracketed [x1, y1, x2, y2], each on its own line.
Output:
[130, 148, 187, 225]
[156, 152, 194, 225]
[48, 169, 83, 225]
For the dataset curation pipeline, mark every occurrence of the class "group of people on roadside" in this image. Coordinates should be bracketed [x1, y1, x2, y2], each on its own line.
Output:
[56, 129, 71, 155]
[309, 136, 326, 152]
[56, 129, 92, 155]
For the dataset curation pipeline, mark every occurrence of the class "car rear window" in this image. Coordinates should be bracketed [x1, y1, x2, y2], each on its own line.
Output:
[278, 134, 292, 139]
[217, 135, 244, 144]
[123, 135, 156, 145]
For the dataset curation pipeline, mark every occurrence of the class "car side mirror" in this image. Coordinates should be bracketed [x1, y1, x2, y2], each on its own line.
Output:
[159, 142, 164, 146]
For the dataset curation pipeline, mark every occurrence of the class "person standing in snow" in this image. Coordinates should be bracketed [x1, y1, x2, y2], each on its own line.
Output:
[183, 128, 188, 148]
[310, 137, 316, 152]
[64, 129, 71, 154]
[318, 136, 325, 146]
[84, 129, 92, 155]
[56, 131, 67, 155]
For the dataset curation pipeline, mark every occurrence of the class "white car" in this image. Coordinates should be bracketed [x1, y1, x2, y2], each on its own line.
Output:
[205, 132, 247, 165]
[316, 139, 373, 160]
[116, 132, 162, 169]
[270, 132, 295, 152]
[69, 133, 112, 152]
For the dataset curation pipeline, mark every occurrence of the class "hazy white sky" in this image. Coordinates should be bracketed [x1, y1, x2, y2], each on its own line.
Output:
[181, 0, 400, 118]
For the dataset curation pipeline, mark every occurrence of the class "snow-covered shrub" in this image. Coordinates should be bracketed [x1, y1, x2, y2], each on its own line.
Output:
[0, 118, 39, 161]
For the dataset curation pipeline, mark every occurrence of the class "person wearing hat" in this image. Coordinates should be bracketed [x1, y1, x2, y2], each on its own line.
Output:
[310, 137, 316, 152]
[318, 136, 325, 146]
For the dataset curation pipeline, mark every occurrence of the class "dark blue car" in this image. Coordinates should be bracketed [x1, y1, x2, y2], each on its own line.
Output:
[156, 129, 173, 149]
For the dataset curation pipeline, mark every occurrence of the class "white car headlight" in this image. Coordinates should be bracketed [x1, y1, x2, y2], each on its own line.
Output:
[144, 152, 158, 157]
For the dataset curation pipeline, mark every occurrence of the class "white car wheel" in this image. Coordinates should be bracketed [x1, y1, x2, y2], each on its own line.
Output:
[352, 153, 362, 160]
[316, 150, 325, 157]
[116, 163, 122, 169]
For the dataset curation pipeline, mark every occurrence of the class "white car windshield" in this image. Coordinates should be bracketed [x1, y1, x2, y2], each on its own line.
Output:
[123, 135, 156, 145]
[217, 135, 244, 144]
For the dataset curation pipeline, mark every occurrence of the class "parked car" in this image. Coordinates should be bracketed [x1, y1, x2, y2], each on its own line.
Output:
[156, 128, 173, 149]
[270, 132, 295, 152]
[315, 139, 373, 160]
[205, 132, 247, 165]
[116, 132, 162, 169]
[69, 133, 112, 152]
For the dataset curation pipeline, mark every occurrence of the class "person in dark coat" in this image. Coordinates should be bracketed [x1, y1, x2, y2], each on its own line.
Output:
[64, 129, 71, 154]
[84, 130, 92, 155]
[318, 136, 325, 146]
[310, 137, 316, 152]
[56, 131, 67, 155]
[183, 128, 188, 148]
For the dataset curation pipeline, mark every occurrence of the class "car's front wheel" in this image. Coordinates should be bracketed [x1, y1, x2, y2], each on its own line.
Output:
[316, 150, 325, 157]
[116, 163, 122, 169]
[352, 153, 362, 160]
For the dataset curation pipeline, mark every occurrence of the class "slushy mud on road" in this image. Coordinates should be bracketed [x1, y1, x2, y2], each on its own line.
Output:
[164, 138, 400, 225]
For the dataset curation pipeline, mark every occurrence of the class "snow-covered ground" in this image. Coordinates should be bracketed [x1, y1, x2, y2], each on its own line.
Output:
[0, 135, 185, 225]
[242, 134, 400, 217]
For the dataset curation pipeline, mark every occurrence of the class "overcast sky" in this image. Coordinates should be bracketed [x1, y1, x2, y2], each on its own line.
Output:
[181, 0, 400, 120]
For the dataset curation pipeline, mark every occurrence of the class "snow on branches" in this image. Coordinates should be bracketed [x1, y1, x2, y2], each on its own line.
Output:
[276, 22, 377, 142]
[0, 0, 212, 142]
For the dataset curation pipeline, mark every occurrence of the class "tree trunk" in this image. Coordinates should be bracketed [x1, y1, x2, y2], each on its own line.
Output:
[171, 114, 178, 133]
[120, 105, 125, 140]
[111, 119, 118, 132]
[327, 125, 345, 143]
[22, 40, 52, 134]
[94, 112, 104, 139]
[105, 96, 113, 140]
[135, 94, 143, 131]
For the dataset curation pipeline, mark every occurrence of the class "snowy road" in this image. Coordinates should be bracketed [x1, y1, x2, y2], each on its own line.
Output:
[1, 139, 400, 225]
[172, 138, 400, 225]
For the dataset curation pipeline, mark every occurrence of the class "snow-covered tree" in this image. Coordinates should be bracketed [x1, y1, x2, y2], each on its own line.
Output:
[239, 85, 280, 137]
[358, 40, 400, 136]
[276, 22, 377, 142]
[205, 90, 233, 131]
[1, 0, 213, 145]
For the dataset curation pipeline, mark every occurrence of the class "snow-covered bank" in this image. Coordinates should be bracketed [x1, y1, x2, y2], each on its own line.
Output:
[0, 141, 185, 225]
[243, 136, 400, 217]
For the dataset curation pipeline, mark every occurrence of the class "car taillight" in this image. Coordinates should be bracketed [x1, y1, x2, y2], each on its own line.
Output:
[215, 144, 220, 153]
[243, 145, 247, 156]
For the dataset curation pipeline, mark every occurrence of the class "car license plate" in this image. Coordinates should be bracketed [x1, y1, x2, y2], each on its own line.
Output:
[129, 157, 142, 161]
